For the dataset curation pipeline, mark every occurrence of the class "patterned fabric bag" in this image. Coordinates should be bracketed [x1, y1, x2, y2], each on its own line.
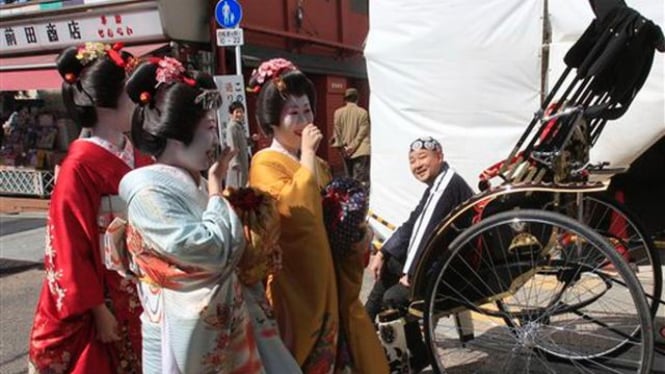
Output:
[321, 177, 369, 258]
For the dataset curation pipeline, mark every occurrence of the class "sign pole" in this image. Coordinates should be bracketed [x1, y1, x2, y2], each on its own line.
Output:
[235, 44, 242, 75]
[214, 0, 245, 148]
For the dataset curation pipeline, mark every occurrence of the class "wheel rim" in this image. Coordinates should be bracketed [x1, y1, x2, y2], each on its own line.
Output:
[571, 196, 661, 316]
[424, 210, 653, 373]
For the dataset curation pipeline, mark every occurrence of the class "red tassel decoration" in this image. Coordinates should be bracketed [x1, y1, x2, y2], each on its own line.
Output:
[182, 76, 197, 87]
[64, 73, 77, 83]
[107, 49, 126, 68]
[139, 91, 151, 104]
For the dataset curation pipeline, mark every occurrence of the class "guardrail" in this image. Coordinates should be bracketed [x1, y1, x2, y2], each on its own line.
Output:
[0, 168, 54, 197]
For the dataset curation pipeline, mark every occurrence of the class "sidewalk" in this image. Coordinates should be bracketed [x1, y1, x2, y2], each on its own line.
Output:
[0, 212, 46, 276]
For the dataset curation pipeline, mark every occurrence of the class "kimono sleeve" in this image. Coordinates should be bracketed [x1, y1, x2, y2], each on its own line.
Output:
[46, 163, 104, 318]
[249, 155, 321, 214]
[126, 185, 244, 267]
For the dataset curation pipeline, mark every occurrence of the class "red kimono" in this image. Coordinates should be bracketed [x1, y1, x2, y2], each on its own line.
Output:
[29, 139, 152, 374]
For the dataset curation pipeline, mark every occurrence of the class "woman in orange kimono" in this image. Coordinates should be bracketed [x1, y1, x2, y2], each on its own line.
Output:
[28, 43, 149, 373]
[248, 58, 388, 374]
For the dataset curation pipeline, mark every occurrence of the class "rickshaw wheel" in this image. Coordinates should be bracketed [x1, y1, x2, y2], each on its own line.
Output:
[423, 209, 654, 373]
[556, 194, 662, 317]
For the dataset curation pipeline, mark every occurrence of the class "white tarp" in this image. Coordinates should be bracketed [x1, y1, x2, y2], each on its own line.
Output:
[365, 0, 664, 235]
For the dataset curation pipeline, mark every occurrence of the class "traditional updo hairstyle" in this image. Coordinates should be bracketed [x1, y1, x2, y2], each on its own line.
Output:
[55, 42, 135, 128]
[247, 58, 316, 136]
[125, 57, 221, 157]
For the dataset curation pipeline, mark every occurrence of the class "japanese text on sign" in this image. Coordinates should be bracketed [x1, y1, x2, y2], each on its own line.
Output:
[216, 28, 244, 47]
[0, 9, 162, 55]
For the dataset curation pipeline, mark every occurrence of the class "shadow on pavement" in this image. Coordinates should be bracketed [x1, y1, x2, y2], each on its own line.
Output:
[0, 259, 43, 278]
[0, 218, 46, 237]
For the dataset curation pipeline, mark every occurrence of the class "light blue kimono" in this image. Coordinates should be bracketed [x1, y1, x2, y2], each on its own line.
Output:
[119, 164, 300, 374]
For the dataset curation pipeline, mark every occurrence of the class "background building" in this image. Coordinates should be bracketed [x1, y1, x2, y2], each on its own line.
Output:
[0, 0, 369, 202]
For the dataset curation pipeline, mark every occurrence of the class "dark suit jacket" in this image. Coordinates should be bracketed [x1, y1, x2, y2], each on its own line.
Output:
[381, 163, 473, 275]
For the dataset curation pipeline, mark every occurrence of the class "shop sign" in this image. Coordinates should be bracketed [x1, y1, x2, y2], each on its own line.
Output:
[0, 8, 164, 55]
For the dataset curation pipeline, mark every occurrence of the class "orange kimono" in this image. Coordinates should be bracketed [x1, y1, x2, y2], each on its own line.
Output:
[250, 149, 388, 374]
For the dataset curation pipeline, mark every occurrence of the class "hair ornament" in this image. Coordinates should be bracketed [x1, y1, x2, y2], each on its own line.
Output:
[76, 42, 109, 66]
[155, 57, 186, 87]
[182, 76, 197, 87]
[273, 76, 287, 93]
[194, 89, 222, 110]
[124, 56, 139, 75]
[247, 58, 298, 93]
[106, 42, 126, 68]
[64, 73, 77, 83]
[139, 91, 152, 105]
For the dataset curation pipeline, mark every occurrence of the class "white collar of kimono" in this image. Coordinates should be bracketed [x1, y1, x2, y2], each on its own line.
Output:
[269, 138, 299, 161]
[82, 135, 135, 168]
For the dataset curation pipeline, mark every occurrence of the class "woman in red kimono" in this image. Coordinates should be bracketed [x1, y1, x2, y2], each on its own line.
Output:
[28, 42, 150, 374]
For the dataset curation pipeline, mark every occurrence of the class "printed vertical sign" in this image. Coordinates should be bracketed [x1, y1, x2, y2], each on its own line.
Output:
[214, 75, 248, 147]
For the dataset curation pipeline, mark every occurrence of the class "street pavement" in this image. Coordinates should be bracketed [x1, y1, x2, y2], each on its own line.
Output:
[1, 212, 664, 373]
[0, 213, 46, 374]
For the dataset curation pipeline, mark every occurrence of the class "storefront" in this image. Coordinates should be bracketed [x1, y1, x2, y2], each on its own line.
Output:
[0, 0, 210, 199]
[216, 0, 371, 175]
[1, 0, 369, 200]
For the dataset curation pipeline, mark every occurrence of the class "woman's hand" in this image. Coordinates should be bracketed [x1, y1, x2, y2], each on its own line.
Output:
[92, 304, 120, 343]
[300, 124, 323, 155]
[299, 124, 322, 175]
[208, 147, 238, 195]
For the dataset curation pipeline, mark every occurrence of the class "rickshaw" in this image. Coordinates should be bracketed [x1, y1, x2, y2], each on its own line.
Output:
[395, 1, 664, 372]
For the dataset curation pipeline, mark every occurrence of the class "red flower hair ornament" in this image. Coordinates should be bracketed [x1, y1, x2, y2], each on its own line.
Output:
[155, 57, 188, 88]
[246, 58, 298, 94]
[66, 42, 134, 84]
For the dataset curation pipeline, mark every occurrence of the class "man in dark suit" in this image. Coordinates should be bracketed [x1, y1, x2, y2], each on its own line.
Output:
[365, 136, 474, 320]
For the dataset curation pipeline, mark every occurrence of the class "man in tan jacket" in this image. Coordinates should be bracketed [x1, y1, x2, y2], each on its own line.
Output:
[331, 88, 371, 188]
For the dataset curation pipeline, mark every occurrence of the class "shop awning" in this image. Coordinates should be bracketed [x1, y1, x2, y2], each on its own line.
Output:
[0, 43, 168, 91]
[1, 69, 62, 91]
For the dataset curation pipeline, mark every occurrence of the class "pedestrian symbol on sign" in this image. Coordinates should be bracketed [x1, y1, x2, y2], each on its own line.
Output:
[215, 0, 243, 29]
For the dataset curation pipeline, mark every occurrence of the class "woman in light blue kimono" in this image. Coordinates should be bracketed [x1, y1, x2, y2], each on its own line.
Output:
[119, 59, 300, 373]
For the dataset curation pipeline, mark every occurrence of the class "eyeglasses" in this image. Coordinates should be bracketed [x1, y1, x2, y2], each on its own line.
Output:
[409, 137, 441, 152]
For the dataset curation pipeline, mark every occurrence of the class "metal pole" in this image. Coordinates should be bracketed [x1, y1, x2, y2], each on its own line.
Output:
[234, 44, 242, 75]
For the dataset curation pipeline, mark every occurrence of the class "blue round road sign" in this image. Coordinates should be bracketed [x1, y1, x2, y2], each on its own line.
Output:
[215, 0, 243, 29]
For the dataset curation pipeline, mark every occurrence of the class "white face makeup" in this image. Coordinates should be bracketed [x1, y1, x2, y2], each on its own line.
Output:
[181, 110, 219, 171]
[273, 94, 314, 153]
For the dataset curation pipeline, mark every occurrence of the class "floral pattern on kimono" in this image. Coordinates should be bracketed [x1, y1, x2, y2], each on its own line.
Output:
[29, 139, 150, 374]
[120, 164, 265, 374]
